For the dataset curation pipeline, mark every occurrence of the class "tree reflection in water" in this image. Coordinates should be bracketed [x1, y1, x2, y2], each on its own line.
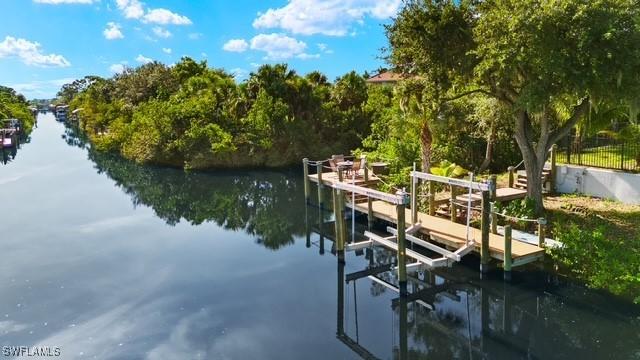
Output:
[309, 212, 640, 360]
[63, 123, 307, 250]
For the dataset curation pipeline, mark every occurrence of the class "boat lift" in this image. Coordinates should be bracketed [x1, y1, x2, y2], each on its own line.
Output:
[330, 171, 487, 294]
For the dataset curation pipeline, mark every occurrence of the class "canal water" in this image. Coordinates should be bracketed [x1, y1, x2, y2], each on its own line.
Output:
[1, 114, 638, 359]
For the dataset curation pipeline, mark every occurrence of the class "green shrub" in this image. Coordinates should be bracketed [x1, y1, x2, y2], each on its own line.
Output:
[550, 223, 640, 304]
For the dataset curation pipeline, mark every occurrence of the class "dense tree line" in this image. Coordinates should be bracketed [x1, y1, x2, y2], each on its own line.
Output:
[64, 59, 374, 169]
[63, 58, 522, 175]
[0, 85, 35, 134]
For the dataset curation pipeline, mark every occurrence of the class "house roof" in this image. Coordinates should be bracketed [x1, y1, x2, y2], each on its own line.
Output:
[366, 71, 404, 83]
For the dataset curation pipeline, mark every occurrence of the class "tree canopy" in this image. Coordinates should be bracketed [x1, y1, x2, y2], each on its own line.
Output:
[65, 58, 377, 169]
[386, 0, 640, 211]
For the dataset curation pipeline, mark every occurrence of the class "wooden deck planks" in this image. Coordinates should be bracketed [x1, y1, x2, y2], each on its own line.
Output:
[308, 172, 380, 187]
[456, 187, 527, 204]
[349, 200, 545, 262]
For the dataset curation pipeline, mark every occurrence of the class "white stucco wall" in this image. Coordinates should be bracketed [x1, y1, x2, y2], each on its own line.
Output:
[555, 164, 640, 204]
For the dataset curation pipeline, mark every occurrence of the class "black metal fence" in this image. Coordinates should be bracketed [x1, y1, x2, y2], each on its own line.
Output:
[557, 135, 640, 172]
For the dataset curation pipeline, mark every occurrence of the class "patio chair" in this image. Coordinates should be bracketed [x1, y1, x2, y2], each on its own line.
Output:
[350, 158, 363, 177]
[329, 158, 338, 173]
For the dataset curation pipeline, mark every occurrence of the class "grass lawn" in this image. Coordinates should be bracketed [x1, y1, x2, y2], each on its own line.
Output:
[544, 194, 640, 238]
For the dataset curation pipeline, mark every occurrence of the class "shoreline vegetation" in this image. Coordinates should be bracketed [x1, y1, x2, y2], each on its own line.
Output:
[0, 85, 36, 135]
[62, 60, 377, 170]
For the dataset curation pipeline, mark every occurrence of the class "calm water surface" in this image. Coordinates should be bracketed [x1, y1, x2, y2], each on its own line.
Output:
[0, 114, 638, 360]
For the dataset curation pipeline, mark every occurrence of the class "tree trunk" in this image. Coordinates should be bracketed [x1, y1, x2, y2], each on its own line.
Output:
[478, 123, 496, 173]
[512, 99, 590, 215]
[420, 121, 433, 173]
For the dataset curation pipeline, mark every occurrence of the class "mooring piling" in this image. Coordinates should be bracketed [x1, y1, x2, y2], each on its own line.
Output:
[504, 225, 513, 281]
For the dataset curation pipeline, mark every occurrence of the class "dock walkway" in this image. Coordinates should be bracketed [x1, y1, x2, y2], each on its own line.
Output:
[348, 200, 545, 266]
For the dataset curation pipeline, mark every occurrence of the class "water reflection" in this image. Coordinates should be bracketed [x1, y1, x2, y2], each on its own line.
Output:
[61, 124, 308, 250]
[309, 207, 640, 359]
[1, 134, 30, 165]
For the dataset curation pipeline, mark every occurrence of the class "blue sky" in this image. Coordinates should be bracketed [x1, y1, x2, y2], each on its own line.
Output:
[0, 0, 400, 99]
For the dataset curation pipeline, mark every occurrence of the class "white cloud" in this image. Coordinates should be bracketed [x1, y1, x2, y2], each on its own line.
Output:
[222, 39, 248, 53]
[115, 0, 144, 19]
[253, 0, 401, 36]
[115, 1, 191, 25]
[33, 0, 95, 4]
[103, 22, 124, 40]
[152, 27, 172, 38]
[317, 43, 333, 54]
[0, 36, 70, 67]
[135, 54, 152, 64]
[162, 48, 172, 54]
[143, 8, 192, 25]
[188, 33, 203, 40]
[249, 33, 307, 60]
[296, 53, 320, 60]
[109, 63, 125, 74]
[229, 68, 248, 81]
[8, 78, 75, 98]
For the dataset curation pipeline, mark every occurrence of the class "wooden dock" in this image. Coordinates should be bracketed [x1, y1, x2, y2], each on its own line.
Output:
[348, 200, 545, 266]
[303, 159, 547, 275]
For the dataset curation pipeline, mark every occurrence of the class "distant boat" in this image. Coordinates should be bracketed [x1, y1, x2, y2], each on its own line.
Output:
[2, 136, 12, 148]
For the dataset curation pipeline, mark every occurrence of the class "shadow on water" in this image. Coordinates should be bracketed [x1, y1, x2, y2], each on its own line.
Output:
[62, 123, 309, 251]
[308, 207, 640, 360]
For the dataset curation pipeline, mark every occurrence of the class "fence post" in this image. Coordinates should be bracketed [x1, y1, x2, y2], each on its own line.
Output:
[537, 218, 547, 248]
[303, 158, 310, 204]
[566, 137, 572, 164]
[507, 166, 515, 188]
[620, 142, 626, 171]
[503, 225, 512, 281]
[550, 144, 557, 194]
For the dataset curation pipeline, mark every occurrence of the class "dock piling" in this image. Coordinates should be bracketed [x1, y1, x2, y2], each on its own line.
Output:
[480, 190, 491, 273]
[334, 189, 346, 255]
[489, 175, 497, 201]
[450, 186, 457, 223]
[396, 192, 407, 296]
[490, 202, 498, 235]
[550, 144, 557, 194]
[507, 166, 515, 188]
[303, 158, 310, 204]
[428, 180, 435, 216]
[537, 218, 547, 248]
[317, 162, 324, 209]
[503, 225, 512, 281]
[364, 161, 373, 229]
[411, 163, 418, 225]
